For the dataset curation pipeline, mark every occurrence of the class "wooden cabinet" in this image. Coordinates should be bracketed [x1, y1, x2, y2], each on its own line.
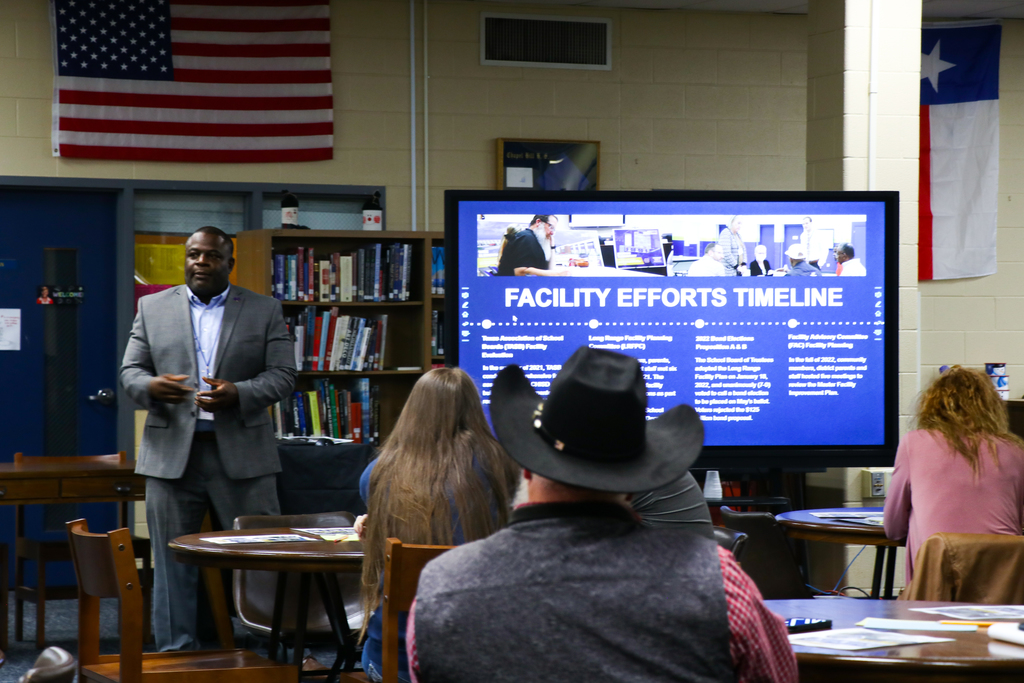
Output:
[235, 229, 445, 442]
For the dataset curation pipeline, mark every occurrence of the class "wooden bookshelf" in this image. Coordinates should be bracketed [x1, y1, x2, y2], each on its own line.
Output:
[236, 229, 444, 442]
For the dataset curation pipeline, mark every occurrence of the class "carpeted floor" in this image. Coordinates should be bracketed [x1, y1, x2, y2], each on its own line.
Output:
[3, 599, 347, 681]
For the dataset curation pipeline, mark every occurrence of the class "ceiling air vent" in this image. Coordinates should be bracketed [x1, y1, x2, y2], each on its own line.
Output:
[481, 13, 612, 71]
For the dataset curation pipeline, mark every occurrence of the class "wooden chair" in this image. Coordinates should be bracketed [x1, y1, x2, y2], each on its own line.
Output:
[14, 452, 152, 647]
[338, 538, 452, 683]
[66, 519, 297, 683]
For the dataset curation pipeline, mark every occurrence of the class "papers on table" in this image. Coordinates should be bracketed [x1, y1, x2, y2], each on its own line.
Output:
[204, 534, 311, 545]
[809, 511, 884, 526]
[789, 627, 955, 651]
[293, 527, 359, 542]
[809, 511, 879, 518]
[856, 618, 976, 632]
[911, 606, 1024, 620]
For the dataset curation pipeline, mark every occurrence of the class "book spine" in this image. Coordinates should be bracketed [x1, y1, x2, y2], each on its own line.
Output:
[342, 390, 351, 439]
[340, 255, 352, 302]
[305, 306, 316, 371]
[307, 247, 315, 301]
[432, 246, 439, 294]
[317, 308, 331, 371]
[351, 401, 362, 443]
[320, 259, 330, 302]
[431, 310, 438, 356]
[356, 248, 364, 301]
[350, 319, 367, 371]
[361, 377, 371, 445]
[374, 243, 382, 302]
[297, 248, 305, 301]
[377, 314, 388, 370]
[331, 252, 339, 303]
[274, 254, 284, 300]
[438, 245, 445, 295]
[437, 310, 445, 356]
[403, 244, 412, 301]
[295, 391, 307, 436]
[293, 323, 304, 370]
[371, 384, 380, 446]
[306, 390, 322, 436]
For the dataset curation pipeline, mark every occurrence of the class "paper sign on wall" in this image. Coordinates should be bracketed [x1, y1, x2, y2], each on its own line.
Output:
[0, 309, 21, 350]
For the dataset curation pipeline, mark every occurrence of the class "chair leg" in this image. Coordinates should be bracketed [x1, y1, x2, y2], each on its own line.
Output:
[36, 557, 46, 649]
[142, 554, 153, 644]
[14, 554, 23, 642]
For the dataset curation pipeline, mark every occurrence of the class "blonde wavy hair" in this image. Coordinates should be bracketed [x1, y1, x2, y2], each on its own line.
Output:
[915, 365, 1024, 474]
[359, 367, 520, 640]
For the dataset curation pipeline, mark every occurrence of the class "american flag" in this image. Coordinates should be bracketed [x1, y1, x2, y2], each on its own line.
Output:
[50, 0, 333, 163]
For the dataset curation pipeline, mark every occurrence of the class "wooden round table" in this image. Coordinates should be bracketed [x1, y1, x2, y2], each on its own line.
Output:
[769, 598, 1024, 682]
[776, 508, 902, 599]
[170, 528, 363, 573]
[170, 528, 364, 676]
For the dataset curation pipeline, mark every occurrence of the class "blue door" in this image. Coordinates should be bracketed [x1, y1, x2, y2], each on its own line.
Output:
[0, 189, 120, 588]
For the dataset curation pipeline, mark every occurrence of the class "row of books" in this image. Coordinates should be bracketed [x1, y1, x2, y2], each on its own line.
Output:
[272, 243, 414, 303]
[273, 378, 379, 444]
[431, 246, 446, 294]
[431, 310, 445, 356]
[286, 307, 388, 372]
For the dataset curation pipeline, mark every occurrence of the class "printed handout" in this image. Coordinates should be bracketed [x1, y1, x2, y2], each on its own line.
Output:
[789, 627, 955, 651]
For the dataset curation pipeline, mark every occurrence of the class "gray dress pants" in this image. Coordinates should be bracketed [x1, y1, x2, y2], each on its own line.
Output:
[146, 436, 280, 651]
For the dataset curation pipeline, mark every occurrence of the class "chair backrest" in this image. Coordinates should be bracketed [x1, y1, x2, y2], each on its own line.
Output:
[18, 646, 76, 683]
[901, 532, 1024, 603]
[66, 519, 144, 683]
[233, 511, 359, 636]
[719, 507, 811, 599]
[712, 526, 749, 563]
[381, 538, 452, 683]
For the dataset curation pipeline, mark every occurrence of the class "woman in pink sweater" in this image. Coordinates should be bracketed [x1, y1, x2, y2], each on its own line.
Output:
[884, 366, 1024, 582]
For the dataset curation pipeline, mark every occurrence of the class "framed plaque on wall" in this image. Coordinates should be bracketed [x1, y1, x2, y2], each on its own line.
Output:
[496, 139, 600, 191]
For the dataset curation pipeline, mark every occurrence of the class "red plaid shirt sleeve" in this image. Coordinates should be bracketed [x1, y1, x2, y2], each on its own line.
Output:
[718, 546, 799, 683]
[407, 598, 421, 683]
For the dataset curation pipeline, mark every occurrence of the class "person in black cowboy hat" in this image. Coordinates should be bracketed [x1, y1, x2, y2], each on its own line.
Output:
[404, 347, 797, 683]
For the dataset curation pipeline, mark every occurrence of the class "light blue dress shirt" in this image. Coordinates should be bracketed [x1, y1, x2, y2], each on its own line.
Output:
[188, 284, 229, 430]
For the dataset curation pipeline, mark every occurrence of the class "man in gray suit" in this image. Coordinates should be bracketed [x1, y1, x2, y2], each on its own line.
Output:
[121, 226, 296, 651]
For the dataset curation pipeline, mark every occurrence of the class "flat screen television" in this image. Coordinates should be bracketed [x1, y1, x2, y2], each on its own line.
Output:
[444, 190, 899, 469]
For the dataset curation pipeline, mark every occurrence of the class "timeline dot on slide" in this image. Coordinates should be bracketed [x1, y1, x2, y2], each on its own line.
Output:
[694, 319, 705, 329]
[589, 319, 600, 329]
[788, 319, 799, 329]
[482, 320, 493, 329]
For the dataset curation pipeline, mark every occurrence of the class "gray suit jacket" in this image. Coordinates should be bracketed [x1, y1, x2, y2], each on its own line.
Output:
[120, 284, 296, 480]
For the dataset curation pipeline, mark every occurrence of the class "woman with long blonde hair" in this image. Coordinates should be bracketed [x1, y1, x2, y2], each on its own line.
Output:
[884, 366, 1024, 581]
[355, 367, 520, 682]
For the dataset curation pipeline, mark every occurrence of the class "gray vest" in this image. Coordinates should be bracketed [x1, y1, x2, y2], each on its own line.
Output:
[414, 502, 734, 683]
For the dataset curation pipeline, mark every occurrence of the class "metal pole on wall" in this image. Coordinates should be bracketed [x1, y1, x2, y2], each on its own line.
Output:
[423, 0, 429, 232]
[410, 0, 417, 230]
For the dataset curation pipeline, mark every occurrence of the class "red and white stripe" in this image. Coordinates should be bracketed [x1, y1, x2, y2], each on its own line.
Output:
[53, 0, 333, 163]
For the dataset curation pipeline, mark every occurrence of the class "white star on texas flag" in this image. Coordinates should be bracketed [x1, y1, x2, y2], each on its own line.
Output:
[922, 40, 956, 93]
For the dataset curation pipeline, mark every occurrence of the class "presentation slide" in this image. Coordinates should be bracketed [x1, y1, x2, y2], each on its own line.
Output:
[452, 198, 891, 450]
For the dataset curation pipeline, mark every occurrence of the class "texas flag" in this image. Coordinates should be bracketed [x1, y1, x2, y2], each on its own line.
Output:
[919, 22, 1001, 281]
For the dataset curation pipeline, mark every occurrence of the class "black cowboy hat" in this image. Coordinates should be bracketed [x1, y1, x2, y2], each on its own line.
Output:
[490, 346, 704, 492]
